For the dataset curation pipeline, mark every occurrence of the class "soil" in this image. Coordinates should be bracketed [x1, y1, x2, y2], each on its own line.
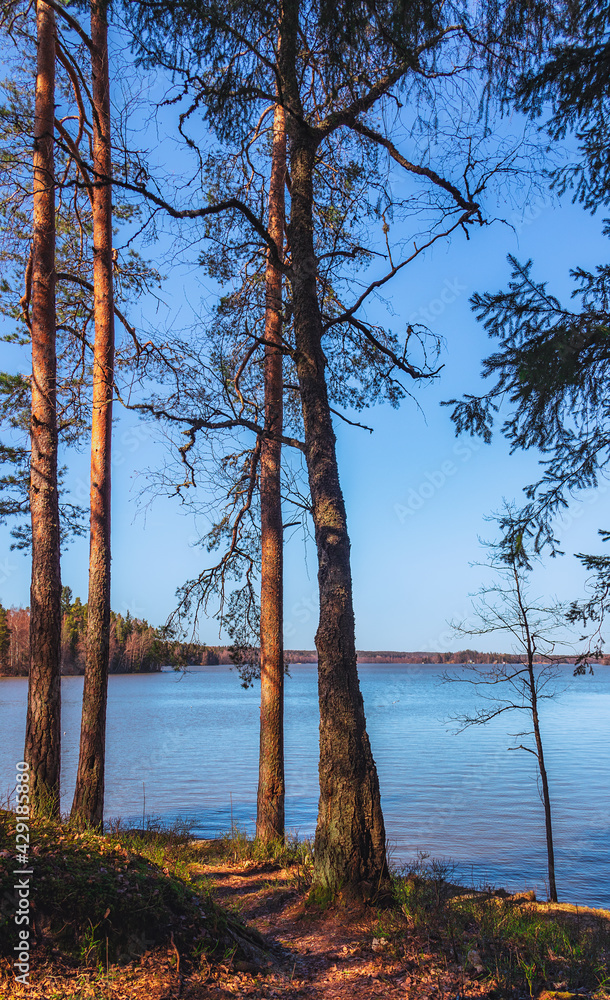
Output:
[0, 851, 503, 999]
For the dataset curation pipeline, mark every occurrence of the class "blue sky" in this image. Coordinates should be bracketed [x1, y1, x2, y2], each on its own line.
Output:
[1, 41, 609, 652]
[2, 190, 607, 652]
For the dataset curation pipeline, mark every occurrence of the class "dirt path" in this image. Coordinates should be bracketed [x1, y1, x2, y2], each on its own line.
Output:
[181, 858, 492, 1000]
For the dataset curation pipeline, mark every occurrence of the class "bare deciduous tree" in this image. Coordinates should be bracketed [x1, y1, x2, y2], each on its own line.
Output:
[444, 512, 591, 903]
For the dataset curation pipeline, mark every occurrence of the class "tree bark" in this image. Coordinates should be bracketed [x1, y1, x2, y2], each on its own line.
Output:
[290, 133, 388, 896]
[279, 1, 388, 892]
[256, 102, 286, 843]
[527, 658, 558, 902]
[71, 0, 115, 829]
[25, 0, 62, 819]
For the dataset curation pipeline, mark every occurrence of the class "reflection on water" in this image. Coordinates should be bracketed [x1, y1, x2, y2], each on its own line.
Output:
[0, 664, 608, 907]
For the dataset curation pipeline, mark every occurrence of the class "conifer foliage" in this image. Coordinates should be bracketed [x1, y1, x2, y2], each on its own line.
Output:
[447, 1, 610, 563]
[0, 595, 207, 676]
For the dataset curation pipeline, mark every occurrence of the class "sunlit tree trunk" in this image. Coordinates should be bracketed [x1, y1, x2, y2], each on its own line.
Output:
[280, 0, 388, 896]
[256, 101, 286, 843]
[25, 0, 62, 819]
[71, 0, 115, 829]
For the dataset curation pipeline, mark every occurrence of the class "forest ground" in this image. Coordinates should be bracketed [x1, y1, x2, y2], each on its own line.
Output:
[0, 818, 609, 1000]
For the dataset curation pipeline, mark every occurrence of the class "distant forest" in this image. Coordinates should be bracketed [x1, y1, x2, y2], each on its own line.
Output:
[283, 650, 609, 665]
[1, 598, 606, 677]
[0, 589, 208, 676]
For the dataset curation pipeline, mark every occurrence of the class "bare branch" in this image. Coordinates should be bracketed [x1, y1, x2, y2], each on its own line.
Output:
[114, 394, 306, 453]
[329, 407, 373, 433]
[45, 0, 93, 50]
[348, 121, 480, 214]
[54, 272, 141, 354]
[325, 213, 475, 335]
[346, 315, 443, 381]
[52, 135, 289, 276]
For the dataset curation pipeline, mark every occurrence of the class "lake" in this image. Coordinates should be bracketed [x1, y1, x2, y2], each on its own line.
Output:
[0, 663, 608, 908]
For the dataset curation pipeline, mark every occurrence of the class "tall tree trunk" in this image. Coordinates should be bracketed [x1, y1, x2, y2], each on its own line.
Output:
[281, 14, 388, 888]
[71, 0, 114, 829]
[527, 659, 558, 902]
[256, 102, 286, 843]
[277, 0, 388, 898]
[25, 0, 62, 819]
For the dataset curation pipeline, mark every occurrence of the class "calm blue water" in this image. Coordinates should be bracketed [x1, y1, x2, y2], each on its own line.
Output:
[0, 664, 608, 908]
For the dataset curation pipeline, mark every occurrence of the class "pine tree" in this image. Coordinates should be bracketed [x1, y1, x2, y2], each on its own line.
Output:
[71, 0, 116, 830]
[446, 2, 610, 569]
[257, 101, 286, 843]
[1, 0, 161, 822]
[125, 0, 555, 898]
[24, 0, 62, 818]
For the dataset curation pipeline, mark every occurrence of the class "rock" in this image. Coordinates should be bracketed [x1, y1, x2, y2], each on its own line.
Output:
[233, 959, 259, 972]
[372, 937, 389, 952]
[467, 949, 484, 972]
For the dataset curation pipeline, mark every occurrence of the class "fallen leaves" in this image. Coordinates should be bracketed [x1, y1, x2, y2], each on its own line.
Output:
[2, 826, 609, 1000]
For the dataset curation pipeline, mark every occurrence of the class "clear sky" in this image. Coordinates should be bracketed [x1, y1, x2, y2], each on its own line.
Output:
[1, 42, 608, 653]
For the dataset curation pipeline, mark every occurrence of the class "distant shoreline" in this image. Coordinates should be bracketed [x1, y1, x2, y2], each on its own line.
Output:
[198, 648, 610, 666]
[283, 649, 608, 666]
[2, 649, 607, 678]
